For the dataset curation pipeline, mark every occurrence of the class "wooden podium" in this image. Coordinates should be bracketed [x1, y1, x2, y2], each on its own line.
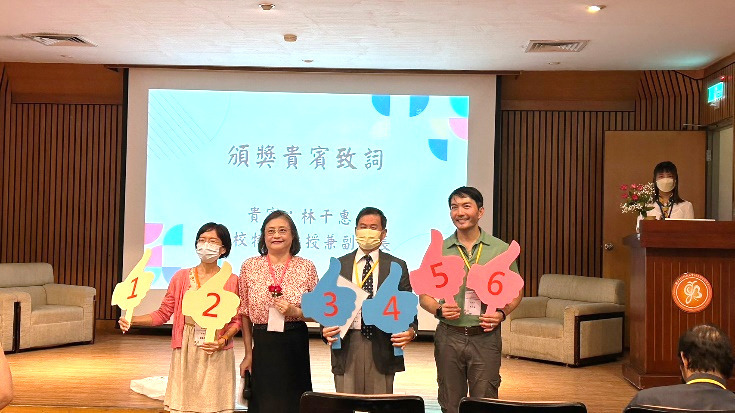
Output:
[623, 220, 735, 390]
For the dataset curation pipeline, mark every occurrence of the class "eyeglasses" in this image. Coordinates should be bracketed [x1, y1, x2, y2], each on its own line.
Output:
[266, 228, 290, 236]
[197, 238, 222, 246]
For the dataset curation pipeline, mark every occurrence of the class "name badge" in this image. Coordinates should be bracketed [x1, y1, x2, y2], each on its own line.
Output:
[464, 289, 482, 316]
[267, 306, 285, 332]
[193, 324, 207, 346]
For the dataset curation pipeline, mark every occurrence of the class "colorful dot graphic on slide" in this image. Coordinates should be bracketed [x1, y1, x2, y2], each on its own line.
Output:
[144, 223, 184, 284]
[371, 94, 468, 162]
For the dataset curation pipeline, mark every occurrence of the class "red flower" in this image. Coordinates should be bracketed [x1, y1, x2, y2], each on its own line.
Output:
[621, 193, 628, 199]
[632, 194, 639, 201]
[620, 184, 628, 191]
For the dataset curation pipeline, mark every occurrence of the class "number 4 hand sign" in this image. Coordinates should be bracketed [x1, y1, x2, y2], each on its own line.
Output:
[409, 229, 465, 305]
[363, 262, 418, 356]
[465, 240, 523, 315]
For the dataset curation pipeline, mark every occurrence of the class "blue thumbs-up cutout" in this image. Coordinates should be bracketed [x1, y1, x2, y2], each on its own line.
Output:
[362, 262, 419, 356]
[302, 257, 357, 349]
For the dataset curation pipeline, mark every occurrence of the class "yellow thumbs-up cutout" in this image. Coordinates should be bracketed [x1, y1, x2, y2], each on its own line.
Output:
[181, 261, 241, 343]
[112, 249, 155, 323]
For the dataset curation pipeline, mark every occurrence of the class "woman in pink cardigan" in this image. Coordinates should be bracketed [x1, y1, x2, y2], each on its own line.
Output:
[119, 222, 241, 413]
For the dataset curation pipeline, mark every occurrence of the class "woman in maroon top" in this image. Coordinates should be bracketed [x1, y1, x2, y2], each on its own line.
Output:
[238, 210, 318, 413]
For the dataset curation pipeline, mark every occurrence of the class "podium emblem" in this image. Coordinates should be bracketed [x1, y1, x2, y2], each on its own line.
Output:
[672, 273, 712, 313]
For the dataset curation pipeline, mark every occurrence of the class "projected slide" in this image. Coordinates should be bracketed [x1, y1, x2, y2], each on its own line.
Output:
[143, 90, 468, 289]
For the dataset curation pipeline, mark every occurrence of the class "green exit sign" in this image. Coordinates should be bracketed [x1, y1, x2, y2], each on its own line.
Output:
[707, 82, 725, 103]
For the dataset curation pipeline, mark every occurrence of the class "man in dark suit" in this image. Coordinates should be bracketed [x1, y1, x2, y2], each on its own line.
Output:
[627, 324, 735, 411]
[322, 207, 417, 394]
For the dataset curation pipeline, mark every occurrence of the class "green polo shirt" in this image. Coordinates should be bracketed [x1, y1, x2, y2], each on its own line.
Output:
[441, 229, 520, 327]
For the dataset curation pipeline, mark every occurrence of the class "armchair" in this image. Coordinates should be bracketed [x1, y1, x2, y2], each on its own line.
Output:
[0, 263, 96, 351]
[501, 273, 625, 366]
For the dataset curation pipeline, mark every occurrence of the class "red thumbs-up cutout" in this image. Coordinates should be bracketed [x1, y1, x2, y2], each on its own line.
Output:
[466, 240, 523, 314]
[409, 229, 466, 305]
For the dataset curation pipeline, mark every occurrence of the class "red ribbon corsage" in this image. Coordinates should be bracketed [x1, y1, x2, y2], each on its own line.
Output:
[268, 285, 283, 298]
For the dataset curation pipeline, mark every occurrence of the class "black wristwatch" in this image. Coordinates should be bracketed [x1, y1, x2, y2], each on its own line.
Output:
[435, 305, 443, 319]
[496, 308, 507, 321]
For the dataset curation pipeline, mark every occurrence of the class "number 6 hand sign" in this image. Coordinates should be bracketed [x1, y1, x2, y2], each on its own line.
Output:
[466, 240, 523, 314]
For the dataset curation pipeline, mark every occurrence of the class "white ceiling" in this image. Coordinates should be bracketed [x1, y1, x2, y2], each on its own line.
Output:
[1, 0, 734, 71]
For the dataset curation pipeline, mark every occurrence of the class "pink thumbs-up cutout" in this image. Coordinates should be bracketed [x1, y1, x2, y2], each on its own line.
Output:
[409, 229, 466, 305]
[466, 240, 523, 315]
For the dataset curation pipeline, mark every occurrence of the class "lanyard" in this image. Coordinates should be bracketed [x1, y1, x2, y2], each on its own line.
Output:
[657, 198, 673, 218]
[687, 378, 727, 389]
[267, 255, 292, 287]
[353, 257, 379, 289]
[457, 244, 483, 270]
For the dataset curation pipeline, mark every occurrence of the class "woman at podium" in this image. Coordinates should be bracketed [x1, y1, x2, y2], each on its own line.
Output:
[646, 161, 694, 220]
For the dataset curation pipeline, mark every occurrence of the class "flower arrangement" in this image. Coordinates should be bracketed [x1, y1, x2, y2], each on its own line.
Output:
[620, 182, 655, 217]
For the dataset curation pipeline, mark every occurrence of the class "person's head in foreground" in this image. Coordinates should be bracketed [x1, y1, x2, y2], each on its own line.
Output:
[677, 324, 734, 381]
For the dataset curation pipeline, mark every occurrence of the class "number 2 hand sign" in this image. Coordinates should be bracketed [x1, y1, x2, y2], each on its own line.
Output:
[362, 262, 419, 356]
[111, 249, 155, 323]
[409, 229, 465, 305]
[181, 262, 241, 343]
[465, 240, 523, 314]
[301, 257, 358, 350]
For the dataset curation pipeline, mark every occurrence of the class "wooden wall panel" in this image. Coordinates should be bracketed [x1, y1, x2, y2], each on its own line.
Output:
[0, 68, 124, 320]
[496, 70, 701, 297]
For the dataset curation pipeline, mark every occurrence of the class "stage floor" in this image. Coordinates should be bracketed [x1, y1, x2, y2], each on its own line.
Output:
[5, 329, 637, 412]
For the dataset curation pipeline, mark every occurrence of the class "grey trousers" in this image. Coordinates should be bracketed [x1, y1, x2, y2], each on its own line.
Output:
[434, 322, 502, 413]
[334, 330, 395, 394]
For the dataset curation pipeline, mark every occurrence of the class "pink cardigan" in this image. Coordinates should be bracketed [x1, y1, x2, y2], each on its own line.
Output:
[149, 268, 242, 349]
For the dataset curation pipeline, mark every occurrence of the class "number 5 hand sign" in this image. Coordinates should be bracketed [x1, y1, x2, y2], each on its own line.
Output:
[409, 230, 465, 305]
[465, 240, 523, 314]
[181, 262, 241, 343]
[301, 257, 358, 350]
[111, 249, 155, 323]
[363, 262, 419, 356]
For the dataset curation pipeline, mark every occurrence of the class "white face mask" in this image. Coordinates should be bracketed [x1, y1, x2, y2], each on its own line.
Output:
[355, 229, 383, 251]
[656, 177, 675, 193]
[196, 242, 221, 263]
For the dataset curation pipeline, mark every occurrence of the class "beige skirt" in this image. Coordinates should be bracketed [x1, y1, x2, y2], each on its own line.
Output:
[164, 324, 235, 413]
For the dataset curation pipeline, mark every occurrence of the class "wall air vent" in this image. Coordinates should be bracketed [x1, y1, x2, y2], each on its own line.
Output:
[525, 40, 588, 53]
[22, 33, 97, 47]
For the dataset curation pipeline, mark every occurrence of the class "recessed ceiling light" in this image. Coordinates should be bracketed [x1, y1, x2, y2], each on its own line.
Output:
[547, 61, 561, 65]
[587, 5, 606, 12]
[302, 59, 313, 63]
[283, 34, 297, 42]
[259, 3, 275, 11]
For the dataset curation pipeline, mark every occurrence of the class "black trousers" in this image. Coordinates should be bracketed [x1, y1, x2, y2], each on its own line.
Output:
[250, 322, 313, 413]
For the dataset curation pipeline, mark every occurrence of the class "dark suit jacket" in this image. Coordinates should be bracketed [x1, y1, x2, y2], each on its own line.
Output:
[627, 373, 735, 411]
[328, 249, 418, 375]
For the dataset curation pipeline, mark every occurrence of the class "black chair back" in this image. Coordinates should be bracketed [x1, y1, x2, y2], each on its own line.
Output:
[625, 406, 735, 413]
[459, 397, 587, 413]
[300, 391, 425, 413]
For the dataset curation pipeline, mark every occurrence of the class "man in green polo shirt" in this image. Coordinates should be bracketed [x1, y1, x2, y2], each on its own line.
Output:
[420, 186, 523, 413]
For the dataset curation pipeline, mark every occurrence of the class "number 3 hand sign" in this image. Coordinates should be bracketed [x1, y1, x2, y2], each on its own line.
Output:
[301, 257, 358, 350]
[465, 240, 523, 314]
[111, 249, 155, 323]
[181, 262, 241, 343]
[409, 229, 465, 305]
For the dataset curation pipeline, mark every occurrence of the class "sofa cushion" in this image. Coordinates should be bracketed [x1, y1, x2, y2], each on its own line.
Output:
[538, 274, 624, 305]
[510, 317, 563, 339]
[31, 305, 83, 325]
[0, 263, 54, 288]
